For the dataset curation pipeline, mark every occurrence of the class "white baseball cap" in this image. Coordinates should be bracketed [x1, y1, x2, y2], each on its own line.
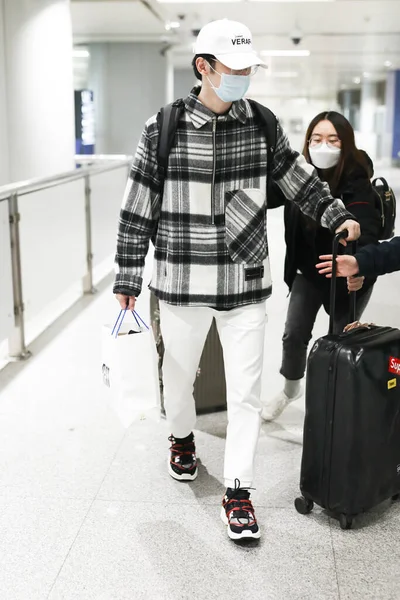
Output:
[194, 19, 265, 71]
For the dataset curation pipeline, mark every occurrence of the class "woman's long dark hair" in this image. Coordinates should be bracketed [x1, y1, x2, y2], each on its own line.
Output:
[302, 111, 372, 196]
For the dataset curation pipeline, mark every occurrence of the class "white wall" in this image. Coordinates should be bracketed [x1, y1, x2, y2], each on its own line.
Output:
[0, 0, 82, 359]
[174, 68, 197, 101]
[383, 71, 396, 165]
[87, 44, 108, 154]
[0, 0, 14, 347]
[88, 43, 167, 155]
[0, 1, 9, 184]
[4, 0, 75, 180]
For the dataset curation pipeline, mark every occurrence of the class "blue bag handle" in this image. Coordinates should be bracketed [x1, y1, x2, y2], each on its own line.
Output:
[111, 309, 149, 338]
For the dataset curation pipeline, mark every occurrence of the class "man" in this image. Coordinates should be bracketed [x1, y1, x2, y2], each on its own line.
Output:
[317, 236, 400, 279]
[113, 18, 360, 541]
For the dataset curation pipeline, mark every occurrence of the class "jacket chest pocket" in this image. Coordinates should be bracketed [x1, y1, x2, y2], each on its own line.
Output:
[225, 188, 267, 264]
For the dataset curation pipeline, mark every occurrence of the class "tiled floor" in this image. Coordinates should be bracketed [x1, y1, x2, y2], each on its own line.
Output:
[0, 172, 399, 599]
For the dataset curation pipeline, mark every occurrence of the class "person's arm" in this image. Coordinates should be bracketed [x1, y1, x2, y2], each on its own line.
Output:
[271, 123, 360, 241]
[355, 237, 400, 277]
[113, 119, 161, 301]
[316, 237, 400, 279]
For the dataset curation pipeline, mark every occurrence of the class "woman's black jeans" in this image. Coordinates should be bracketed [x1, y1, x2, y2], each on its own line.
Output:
[280, 274, 373, 381]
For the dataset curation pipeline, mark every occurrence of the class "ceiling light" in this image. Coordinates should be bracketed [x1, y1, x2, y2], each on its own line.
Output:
[165, 20, 180, 30]
[353, 77, 361, 84]
[384, 61, 392, 68]
[261, 50, 310, 57]
[73, 49, 90, 59]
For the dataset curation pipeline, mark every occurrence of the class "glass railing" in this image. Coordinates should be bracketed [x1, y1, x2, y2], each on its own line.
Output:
[0, 155, 132, 363]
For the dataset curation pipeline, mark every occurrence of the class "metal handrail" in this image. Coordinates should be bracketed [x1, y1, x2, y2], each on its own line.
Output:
[0, 155, 133, 202]
[76, 154, 132, 164]
[2, 154, 132, 362]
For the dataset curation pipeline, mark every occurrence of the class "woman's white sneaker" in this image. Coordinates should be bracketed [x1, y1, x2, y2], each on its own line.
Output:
[262, 381, 303, 422]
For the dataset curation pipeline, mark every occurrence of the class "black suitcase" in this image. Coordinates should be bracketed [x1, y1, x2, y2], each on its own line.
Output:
[295, 232, 400, 529]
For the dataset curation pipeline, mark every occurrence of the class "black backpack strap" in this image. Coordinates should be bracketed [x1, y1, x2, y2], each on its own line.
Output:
[247, 99, 277, 175]
[372, 177, 389, 192]
[156, 99, 185, 195]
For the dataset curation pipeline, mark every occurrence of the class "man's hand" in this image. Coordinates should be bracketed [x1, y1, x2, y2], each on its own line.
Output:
[347, 276, 364, 292]
[316, 254, 360, 278]
[335, 220, 360, 245]
[115, 294, 136, 311]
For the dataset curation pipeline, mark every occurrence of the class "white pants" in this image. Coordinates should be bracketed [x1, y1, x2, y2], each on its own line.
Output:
[159, 300, 266, 488]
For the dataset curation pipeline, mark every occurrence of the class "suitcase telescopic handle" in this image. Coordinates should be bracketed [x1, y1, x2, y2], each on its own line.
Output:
[328, 230, 357, 335]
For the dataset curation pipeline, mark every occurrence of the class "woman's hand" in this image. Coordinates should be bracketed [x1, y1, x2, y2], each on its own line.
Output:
[347, 276, 364, 292]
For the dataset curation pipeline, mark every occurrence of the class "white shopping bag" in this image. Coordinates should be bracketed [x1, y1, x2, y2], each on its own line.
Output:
[102, 309, 161, 427]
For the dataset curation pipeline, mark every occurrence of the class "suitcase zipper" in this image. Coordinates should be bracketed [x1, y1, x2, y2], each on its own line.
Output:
[322, 344, 340, 510]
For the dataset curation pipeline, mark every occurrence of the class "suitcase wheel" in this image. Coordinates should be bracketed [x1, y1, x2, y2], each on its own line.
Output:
[339, 514, 353, 530]
[392, 494, 400, 502]
[294, 496, 314, 515]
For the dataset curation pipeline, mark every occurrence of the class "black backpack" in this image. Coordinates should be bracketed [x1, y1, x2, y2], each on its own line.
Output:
[156, 98, 286, 210]
[372, 177, 396, 240]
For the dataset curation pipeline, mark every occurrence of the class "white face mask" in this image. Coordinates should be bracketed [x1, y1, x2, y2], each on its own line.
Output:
[206, 63, 250, 103]
[309, 143, 341, 170]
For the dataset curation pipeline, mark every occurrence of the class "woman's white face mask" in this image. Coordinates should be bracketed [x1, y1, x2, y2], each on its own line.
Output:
[309, 142, 341, 170]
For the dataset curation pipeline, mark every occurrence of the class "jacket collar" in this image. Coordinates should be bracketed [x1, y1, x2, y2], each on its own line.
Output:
[183, 86, 248, 129]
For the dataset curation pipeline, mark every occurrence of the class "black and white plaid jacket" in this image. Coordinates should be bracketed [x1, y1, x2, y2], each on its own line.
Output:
[113, 87, 353, 310]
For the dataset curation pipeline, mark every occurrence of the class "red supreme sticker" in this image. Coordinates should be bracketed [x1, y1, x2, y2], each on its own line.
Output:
[389, 357, 400, 376]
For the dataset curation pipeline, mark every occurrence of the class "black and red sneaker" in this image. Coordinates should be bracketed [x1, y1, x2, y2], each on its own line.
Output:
[221, 479, 260, 540]
[168, 433, 198, 481]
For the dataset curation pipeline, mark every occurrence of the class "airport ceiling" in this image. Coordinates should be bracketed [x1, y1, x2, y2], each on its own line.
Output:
[71, 1, 400, 96]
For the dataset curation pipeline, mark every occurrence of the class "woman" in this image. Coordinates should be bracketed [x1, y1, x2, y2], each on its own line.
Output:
[262, 111, 381, 422]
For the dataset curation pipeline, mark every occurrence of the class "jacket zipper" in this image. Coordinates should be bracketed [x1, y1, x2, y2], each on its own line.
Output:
[211, 117, 217, 225]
